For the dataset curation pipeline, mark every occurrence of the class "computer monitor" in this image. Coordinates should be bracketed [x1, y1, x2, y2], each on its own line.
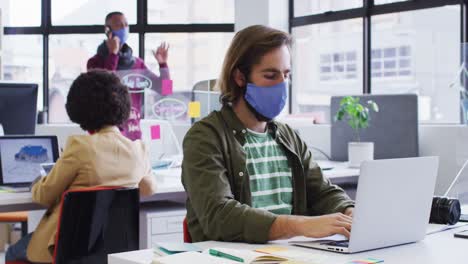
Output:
[0, 82, 38, 135]
[140, 119, 182, 169]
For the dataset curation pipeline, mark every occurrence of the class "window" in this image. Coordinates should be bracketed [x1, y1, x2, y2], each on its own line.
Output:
[148, 0, 234, 24]
[51, 0, 137, 25]
[2, 35, 43, 111]
[320, 51, 358, 81]
[294, 0, 361, 17]
[0, 0, 41, 26]
[143, 33, 233, 124]
[48, 34, 139, 123]
[371, 7, 460, 123]
[292, 18, 363, 123]
[2, 1, 234, 123]
[371, 45, 412, 78]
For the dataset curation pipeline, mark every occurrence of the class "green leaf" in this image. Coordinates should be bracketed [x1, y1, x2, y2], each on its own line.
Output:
[367, 100, 379, 112]
[335, 96, 379, 141]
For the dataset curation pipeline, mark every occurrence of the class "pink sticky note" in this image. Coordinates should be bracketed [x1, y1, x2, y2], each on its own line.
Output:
[150, 125, 161, 140]
[161, 79, 173, 96]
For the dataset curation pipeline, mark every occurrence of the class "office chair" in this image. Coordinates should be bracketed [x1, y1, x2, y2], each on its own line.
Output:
[53, 186, 139, 264]
[183, 218, 192, 243]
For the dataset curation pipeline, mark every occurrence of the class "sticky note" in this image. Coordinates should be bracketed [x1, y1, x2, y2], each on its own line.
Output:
[346, 258, 384, 264]
[188, 101, 201, 118]
[255, 246, 288, 254]
[151, 125, 161, 140]
[161, 79, 173, 96]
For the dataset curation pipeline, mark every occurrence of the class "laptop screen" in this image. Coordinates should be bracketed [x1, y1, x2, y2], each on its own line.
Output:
[0, 136, 59, 185]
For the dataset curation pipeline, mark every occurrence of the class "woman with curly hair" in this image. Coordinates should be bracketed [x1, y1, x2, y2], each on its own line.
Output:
[6, 69, 157, 263]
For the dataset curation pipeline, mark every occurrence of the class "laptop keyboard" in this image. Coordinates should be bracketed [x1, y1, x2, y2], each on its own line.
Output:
[323, 240, 349, 247]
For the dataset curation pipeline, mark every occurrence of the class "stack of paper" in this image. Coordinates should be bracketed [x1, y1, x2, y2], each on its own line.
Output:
[207, 247, 289, 263]
[152, 251, 237, 264]
[152, 245, 326, 264]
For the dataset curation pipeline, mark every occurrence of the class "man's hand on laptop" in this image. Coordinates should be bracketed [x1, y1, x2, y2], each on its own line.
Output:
[269, 213, 352, 240]
[295, 213, 352, 238]
[344, 207, 354, 217]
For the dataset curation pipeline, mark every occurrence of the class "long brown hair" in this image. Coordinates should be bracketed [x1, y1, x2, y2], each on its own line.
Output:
[217, 25, 292, 105]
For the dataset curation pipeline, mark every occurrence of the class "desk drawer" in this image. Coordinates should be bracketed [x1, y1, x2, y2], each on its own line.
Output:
[151, 215, 184, 235]
[151, 233, 184, 246]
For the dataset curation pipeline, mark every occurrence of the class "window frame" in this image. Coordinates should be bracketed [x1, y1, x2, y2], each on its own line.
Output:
[3, 0, 234, 122]
[289, 0, 468, 121]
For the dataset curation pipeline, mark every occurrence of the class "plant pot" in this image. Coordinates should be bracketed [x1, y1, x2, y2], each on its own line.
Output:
[348, 142, 374, 168]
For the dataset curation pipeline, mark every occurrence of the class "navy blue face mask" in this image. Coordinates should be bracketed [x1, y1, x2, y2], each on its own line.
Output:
[244, 81, 288, 120]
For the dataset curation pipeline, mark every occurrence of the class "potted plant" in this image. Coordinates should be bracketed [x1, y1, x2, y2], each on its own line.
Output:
[334, 96, 379, 168]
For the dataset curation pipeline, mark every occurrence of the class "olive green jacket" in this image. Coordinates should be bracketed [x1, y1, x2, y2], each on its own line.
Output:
[181, 106, 354, 244]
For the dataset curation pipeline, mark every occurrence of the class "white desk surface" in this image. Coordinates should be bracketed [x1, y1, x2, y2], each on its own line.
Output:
[108, 226, 468, 264]
[0, 161, 357, 213]
[154, 160, 359, 181]
[0, 169, 185, 212]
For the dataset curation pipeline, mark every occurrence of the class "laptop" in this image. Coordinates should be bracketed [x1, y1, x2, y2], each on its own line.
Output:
[291, 156, 439, 253]
[0, 135, 59, 191]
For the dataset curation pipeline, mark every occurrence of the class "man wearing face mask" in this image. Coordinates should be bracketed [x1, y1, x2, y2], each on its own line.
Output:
[181, 25, 354, 244]
[87, 11, 171, 140]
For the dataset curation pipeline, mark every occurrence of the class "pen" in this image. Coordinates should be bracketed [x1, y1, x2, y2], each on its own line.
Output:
[209, 249, 244, 263]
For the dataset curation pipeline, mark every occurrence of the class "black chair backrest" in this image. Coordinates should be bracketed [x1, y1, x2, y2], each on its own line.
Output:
[54, 187, 139, 264]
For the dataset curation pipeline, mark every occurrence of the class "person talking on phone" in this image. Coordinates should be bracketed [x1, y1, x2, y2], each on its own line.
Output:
[87, 11, 171, 140]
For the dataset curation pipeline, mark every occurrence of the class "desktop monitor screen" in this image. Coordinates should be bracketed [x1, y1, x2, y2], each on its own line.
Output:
[0, 135, 59, 185]
[0, 82, 38, 135]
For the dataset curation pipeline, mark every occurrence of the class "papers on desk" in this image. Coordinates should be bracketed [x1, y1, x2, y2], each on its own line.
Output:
[208, 247, 289, 263]
[255, 245, 327, 263]
[154, 242, 201, 255]
[426, 222, 468, 235]
[151, 246, 320, 264]
[152, 251, 237, 264]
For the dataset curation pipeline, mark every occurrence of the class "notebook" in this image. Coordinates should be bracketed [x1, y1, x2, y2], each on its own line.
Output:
[152, 247, 292, 264]
[255, 246, 327, 263]
[207, 247, 289, 263]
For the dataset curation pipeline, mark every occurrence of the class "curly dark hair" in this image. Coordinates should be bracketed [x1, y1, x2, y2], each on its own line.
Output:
[66, 69, 131, 131]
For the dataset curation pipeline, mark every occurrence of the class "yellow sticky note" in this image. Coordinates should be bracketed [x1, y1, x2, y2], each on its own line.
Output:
[188, 101, 201, 118]
[255, 246, 288, 254]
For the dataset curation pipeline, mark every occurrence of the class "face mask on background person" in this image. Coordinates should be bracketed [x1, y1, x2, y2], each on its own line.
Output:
[112, 27, 129, 45]
[244, 81, 288, 120]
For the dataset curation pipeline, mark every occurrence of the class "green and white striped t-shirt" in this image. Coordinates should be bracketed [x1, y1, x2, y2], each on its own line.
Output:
[244, 128, 293, 215]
